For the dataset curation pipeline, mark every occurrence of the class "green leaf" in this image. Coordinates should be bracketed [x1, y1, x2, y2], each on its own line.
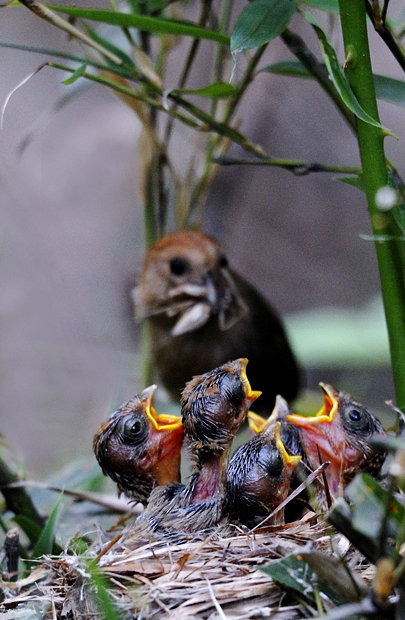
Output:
[62, 62, 88, 85]
[32, 492, 64, 558]
[231, 0, 297, 52]
[261, 553, 343, 605]
[346, 474, 405, 542]
[261, 60, 311, 77]
[171, 82, 237, 98]
[393, 204, 405, 236]
[12, 515, 43, 547]
[374, 75, 405, 108]
[337, 174, 364, 191]
[304, 12, 388, 130]
[86, 561, 122, 620]
[298, 0, 339, 11]
[47, 6, 229, 45]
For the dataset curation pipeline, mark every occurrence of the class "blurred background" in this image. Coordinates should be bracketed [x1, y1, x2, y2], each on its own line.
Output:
[0, 2, 403, 477]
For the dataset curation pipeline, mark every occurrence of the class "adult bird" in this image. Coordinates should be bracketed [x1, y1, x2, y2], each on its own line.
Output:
[225, 420, 302, 528]
[132, 230, 300, 411]
[93, 385, 183, 505]
[132, 358, 261, 537]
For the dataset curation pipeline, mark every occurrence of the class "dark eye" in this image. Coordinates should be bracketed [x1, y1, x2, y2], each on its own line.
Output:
[218, 254, 228, 268]
[349, 409, 362, 422]
[170, 256, 189, 276]
[343, 406, 370, 433]
[118, 414, 148, 445]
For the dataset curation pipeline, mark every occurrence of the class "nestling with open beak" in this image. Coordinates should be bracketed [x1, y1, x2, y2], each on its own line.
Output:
[225, 421, 302, 528]
[286, 383, 387, 499]
[132, 230, 300, 411]
[93, 385, 183, 504]
[133, 359, 261, 536]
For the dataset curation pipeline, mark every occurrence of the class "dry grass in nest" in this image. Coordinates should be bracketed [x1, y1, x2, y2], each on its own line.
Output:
[1, 510, 375, 619]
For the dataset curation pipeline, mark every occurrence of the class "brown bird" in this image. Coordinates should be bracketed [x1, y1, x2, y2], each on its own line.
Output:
[133, 359, 261, 536]
[132, 230, 300, 411]
[93, 385, 183, 504]
[286, 383, 387, 499]
[225, 419, 302, 528]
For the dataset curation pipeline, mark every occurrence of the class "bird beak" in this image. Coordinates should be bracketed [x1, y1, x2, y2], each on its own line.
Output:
[274, 422, 302, 467]
[286, 383, 339, 427]
[239, 358, 262, 405]
[140, 385, 183, 432]
[248, 394, 291, 434]
[248, 410, 267, 434]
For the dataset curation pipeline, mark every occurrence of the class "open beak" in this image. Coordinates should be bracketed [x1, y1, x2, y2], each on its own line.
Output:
[248, 410, 267, 434]
[239, 358, 262, 406]
[140, 385, 183, 432]
[274, 422, 302, 468]
[286, 383, 339, 427]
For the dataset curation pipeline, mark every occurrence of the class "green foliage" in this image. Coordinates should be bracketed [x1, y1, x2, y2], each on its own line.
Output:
[230, 0, 296, 52]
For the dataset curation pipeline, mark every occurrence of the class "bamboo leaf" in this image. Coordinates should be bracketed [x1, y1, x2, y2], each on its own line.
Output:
[304, 12, 389, 130]
[231, 0, 296, 52]
[62, 62, 88, 85]
[171, 82, 237, 98]
[263, 60, 405, 109]
[31, 492, 64, 558]
[261, 553, 344, 605]
[298, 0, 339, 11]
[12, 515, 43, 547]
[47, 6, 229, 45]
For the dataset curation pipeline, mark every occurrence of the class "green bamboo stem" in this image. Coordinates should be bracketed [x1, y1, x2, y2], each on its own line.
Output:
[339, 0, 405, 412]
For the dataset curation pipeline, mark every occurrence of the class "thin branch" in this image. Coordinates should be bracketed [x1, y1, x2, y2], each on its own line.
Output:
[366, 0, 405, 73]
[213, 156, 361, 175]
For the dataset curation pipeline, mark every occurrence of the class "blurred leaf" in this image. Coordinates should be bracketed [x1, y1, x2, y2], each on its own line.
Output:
[374, 75, 405, 108]
[62, 62, 88, 85]
[393, 204, 405, 235]
[171, 82, 237, 98]
[298, 0, 339, 11]
[304, 13, 387, 130]
[263, 60, 405, 109]
[300, 550, 368, 601]
[231, 0, 296, 52]
[261, 553, 344, 605]
[346, 474, 405, 543]
[86, 561, 122, 620]
[48, 6, 229, 44]
[337, 174, 364, 191]
[32, 492, 63, 558]
[12, 515, 42, 547]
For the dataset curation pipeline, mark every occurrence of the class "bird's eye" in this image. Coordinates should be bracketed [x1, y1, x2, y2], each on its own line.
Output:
[218, 254, 228, 268]
[343, 406, 370, 433]
[169, 256, 189, 276]
[118, 414, 148, 445]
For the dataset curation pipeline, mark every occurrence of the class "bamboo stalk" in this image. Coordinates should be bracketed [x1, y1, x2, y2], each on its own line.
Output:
[338, 0, 405, 412]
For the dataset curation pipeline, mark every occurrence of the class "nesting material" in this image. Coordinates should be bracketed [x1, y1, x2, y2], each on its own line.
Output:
[1, 512, 374, 619]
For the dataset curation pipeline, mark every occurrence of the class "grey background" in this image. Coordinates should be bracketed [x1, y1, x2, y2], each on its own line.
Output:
[0, 6, 403, 475]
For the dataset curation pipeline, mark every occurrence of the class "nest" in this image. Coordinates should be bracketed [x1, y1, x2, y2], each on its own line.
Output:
[1, 510, 374, 619]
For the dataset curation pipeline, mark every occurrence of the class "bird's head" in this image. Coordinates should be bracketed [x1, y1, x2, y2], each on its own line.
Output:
[286, 383, 386, 496]
[93, 385, 183, 502]
[133, 230, 248, 336]
[181, 358, 261, 453]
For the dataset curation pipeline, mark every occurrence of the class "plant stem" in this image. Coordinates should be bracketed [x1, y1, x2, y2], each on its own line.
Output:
[339, 0, 405, 412]
[213, 156, 360, 175]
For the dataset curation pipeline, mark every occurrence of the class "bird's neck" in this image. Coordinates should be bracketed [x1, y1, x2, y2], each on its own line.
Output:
[190, 448, 230, 503]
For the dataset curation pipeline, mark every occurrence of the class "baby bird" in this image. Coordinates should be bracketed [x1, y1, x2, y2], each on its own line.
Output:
[132, 230, 300, 411]
[286, 383, 387, 499]
[135, 359, 261, 536]
[93, 385, 183, 504]
[225, 420, 302, 528]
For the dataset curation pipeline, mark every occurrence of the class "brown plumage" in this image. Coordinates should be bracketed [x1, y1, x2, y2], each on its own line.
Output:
[133, 359, 261, 537]
[93, 385, 183, 504]
[132, 230, 300, 411]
